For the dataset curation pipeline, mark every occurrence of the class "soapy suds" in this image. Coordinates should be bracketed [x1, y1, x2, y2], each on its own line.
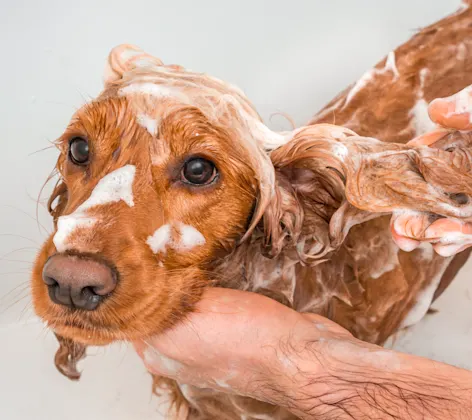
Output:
[384, 51, 400, 80]
[120, 47, 143, 62]
[53, 216, 97, 253]
[344, 70, 376, 106]
[136, 113, 158, 136]
[146, 223, 205, 254]
[119, 83, 188, 102]
[332, 142, 349, 160]
[53, 165, 136, 252]
[370, 249, 398, 279]
[143, 347, 183, 375]
[344, 51, 399, 107]
[146, 224, 172, 254]
[400, 259, 450, 328]
[416, 242, 434, 261]
[456, 43, 467, 61]
[76, 165, 136, 210]
[214, 371, 237, 390]
[435, 230, 472, 257]
[410, 99, 436, 135]
[409, 69, 436, 135]
[177, 223, 206, 250]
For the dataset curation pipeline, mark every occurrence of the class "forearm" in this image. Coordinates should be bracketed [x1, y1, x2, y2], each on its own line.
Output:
[134, 289, 472, 419]
[258, 337, 472, 419]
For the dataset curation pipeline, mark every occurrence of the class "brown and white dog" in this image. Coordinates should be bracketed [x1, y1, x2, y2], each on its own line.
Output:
[31, 4, 472, 419]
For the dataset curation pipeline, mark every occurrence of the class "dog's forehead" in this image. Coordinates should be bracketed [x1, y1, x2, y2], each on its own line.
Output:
[76, 44, 287, 235]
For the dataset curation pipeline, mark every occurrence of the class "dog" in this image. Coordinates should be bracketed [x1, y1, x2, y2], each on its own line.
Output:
[31, 5, 472, 419]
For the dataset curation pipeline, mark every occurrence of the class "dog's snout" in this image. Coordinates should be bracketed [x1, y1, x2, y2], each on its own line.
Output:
[42, 254, 116, 311]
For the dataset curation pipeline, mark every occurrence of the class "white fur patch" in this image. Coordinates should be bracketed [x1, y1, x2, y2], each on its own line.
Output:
[53, 165, 136, 252]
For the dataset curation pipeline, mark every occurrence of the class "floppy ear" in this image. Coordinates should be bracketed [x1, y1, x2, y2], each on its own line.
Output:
[48, 179, 68, 226]
[261, 124, 353, 259]
[54, 333, 87, 381]
[261, 123, 472, 260]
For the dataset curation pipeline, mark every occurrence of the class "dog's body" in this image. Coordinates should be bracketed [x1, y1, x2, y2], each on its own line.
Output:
[31, 5, 472, 420]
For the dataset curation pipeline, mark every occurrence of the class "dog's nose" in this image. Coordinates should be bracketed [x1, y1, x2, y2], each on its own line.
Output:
[42, 254, 116, 311]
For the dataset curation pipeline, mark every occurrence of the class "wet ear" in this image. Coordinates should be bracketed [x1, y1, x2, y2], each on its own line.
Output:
[103, 44, 165, 87]
[47, 175, 68, 227]
[54, 333, 87, 381]
[260, 125, 352, 258]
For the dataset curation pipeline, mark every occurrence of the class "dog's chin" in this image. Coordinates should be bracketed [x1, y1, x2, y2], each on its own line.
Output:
[47, 308, 174, 346]
[50, 319, 154, 346]
[51, 323, 121, 346]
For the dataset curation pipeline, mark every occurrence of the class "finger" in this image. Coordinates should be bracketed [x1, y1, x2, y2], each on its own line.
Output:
[407, 128, 449, 148]
[433, 242, 471, 257]
[424, 218, 472, 239]
[391, 226, 421, 252]
[390, 212, 429, 251]
[425, 219, 472, 257]
[428, 86, 472, 130]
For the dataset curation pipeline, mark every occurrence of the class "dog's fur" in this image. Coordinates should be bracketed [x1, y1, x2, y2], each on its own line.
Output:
[31, 4, 472, 419]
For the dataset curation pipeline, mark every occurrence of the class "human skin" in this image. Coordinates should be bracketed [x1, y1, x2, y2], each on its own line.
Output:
[134, 288, 472, 419]
[391, 85, 472, 256]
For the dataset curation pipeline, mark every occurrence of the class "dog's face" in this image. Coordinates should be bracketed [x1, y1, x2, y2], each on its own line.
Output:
[31, 45, 281, 345]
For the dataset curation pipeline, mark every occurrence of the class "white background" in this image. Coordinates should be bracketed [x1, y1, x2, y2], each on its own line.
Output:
[0, 1, 470, 419]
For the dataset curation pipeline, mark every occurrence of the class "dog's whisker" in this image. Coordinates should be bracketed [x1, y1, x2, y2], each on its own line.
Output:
[0, 293, 30, 315]
[0, 280, 29, 302]
[2, 205, 51, 237]
[0, 233, 40, 246]
[28, 145, 56, 156]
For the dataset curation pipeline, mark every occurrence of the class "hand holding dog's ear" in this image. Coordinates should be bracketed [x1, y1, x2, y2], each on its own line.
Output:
[391, 85, 472, 256]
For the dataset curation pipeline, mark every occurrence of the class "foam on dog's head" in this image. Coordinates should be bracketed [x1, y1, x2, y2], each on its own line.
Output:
[101, 44, 295, 237]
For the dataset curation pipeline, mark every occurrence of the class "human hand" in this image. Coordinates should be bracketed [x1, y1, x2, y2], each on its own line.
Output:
[133, 288, 351, 399]
[133, 288, 472, 419]
[391, 85, 472, 257]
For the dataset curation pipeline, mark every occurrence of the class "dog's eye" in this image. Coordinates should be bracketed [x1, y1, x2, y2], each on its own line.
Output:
[69, 137, 89, 165]
[182, 158, 217, 185]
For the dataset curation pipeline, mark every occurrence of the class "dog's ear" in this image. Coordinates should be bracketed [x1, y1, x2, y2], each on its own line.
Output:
[46, 154, 69, 227]
[103, 44, 167, 87]
[260, 125, 354, 258]
[54, 333, 87, 381]
[48, 179, 68, 226]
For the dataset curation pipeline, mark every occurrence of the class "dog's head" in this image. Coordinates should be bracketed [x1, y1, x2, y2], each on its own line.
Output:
[31, 45, 350, 346]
